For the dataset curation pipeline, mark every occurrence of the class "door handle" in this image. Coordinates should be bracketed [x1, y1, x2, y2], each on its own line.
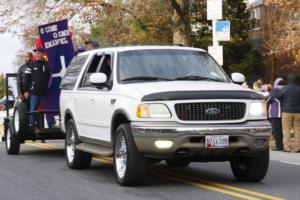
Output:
[90, 98, 94, 103]
[111, 99, 116, 105]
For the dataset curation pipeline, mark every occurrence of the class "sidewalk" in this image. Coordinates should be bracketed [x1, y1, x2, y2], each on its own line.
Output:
[270, 150, 300, 165]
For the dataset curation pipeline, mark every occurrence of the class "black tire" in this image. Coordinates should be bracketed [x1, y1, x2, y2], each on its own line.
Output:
[65, 119, 92, 169]
[5, 121, 20, 155]
[166, 158, 191, 167]
[230, 148, 269, 182]
[113, 123, 146, 186]
[13, 102, 29, 136]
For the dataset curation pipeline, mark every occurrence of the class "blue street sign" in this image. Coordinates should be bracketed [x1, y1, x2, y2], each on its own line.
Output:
[215, 21, 230, 41]
[216, 21, 230, 32]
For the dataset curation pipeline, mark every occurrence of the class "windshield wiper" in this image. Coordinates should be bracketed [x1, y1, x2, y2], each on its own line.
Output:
[174, 75, 224, 82]
[122, 76, 173, 82]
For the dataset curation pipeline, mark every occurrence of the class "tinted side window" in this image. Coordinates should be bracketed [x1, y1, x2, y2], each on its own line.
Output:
[80, 55, 103, 88]
[60, 55, 88, 90]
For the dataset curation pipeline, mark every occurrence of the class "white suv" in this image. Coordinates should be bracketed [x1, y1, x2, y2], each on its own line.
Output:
[60, 45, 271, 186]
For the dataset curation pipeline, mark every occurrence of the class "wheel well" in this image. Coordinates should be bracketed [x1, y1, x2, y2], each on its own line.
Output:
[111, 113, 129, 142]
[64, 112, 73, 127]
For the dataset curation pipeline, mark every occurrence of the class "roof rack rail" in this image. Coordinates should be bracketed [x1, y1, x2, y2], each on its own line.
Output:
[78, 43, 188, 52]
[99, 43, 186, 48]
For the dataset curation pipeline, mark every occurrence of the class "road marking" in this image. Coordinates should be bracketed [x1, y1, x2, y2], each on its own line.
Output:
[152, 168, 284, 200]
[280, 161, 300, 166]
[95, 157, 260, 200]
[25, 142, 285, 200]
[25, 141, 63, 150]
[149, 171, 261, 200]
[98, 157, 283, 200]
[25, 142, 58, 150]
[93, 157, 112, 165]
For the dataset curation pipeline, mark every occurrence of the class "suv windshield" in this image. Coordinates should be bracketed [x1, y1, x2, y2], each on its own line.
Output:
[118, 49, 229, 83]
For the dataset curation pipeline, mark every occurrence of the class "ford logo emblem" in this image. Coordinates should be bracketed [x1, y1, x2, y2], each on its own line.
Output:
[205, 108, 220, 115]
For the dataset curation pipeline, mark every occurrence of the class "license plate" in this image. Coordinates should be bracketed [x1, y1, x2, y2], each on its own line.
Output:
[205, 135, 229, 148]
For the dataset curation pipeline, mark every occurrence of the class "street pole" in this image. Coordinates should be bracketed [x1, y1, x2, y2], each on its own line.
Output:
[212, 20, 219, 47]
[207, 0, 224, 66]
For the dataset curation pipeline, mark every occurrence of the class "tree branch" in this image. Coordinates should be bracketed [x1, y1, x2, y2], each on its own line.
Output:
[169, 0, 185, 20]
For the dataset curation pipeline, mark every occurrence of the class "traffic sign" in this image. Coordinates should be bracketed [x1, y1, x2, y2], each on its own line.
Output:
[208, 46, 223, 66]
[207, 0, 222, 20]
[216, 21, 230, 41]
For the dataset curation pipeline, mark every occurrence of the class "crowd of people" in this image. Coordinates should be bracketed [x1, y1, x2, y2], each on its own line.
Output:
[244, 76, 300, 153]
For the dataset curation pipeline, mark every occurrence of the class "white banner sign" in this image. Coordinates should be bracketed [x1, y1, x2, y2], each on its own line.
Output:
[207, 0, 222, 20]
[208, 46, 223, 66]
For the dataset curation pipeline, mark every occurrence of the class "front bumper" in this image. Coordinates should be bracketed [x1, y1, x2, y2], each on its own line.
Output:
[131, 120, 271, 158]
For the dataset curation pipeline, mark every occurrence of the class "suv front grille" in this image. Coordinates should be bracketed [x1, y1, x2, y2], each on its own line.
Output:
[175, 102, 246, 121]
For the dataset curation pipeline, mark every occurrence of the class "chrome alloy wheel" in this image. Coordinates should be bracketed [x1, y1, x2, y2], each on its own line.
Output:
[6, 126, 11, 149]
[14, 111, 19, 133]
[66, 125, 76, 163]
[115, 133, 127, 179]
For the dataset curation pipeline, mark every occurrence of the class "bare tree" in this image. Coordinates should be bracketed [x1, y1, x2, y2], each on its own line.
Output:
[170, 0, 191, 45]
[260, 0, 300, 80]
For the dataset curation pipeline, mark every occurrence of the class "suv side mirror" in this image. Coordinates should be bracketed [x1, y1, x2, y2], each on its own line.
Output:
[90, 73, 107, 86]
[231, 72, 245, 85]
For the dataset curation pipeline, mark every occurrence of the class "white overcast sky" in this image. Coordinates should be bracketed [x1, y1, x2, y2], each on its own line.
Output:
[0, 33, 22, 74]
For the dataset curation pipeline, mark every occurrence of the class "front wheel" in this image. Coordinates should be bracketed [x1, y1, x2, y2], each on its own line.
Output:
[65, 119, 92, 169]
[230, 148, 269, 182]
[5, 121, 20, 155]
[113, 123, 146, 186]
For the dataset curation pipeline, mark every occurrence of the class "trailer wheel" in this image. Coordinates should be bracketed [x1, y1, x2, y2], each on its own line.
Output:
[13, 102, 29, 136]
[5, 121, 20, 155]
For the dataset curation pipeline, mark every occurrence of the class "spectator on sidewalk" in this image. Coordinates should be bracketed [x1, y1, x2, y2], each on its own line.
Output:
[276, 75, 300, 152]
[266, 78, 284, 151]
[262, 83, 272, 97]
[253, 79, 264, 94]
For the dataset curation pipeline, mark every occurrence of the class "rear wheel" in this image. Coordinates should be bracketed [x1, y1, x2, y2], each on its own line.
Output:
[65, 119, 92, 169]
[166, 158, 191, 167]
[230, 148, 269, 182]
[113, 123, 146, 186]
[5, 121, 20, 155]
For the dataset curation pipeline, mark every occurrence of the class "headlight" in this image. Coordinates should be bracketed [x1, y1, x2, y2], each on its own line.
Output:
[137, 104, 171, 118]
[248, 102, 267, 119]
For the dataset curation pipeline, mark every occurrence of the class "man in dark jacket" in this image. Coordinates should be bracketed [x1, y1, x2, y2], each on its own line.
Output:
[276, 74, 300, 152]
[17, 52, 33, 101]
[24, 48, 52, 128]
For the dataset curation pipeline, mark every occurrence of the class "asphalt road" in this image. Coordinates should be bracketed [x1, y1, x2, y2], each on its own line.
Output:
[0, 141, 299, 200]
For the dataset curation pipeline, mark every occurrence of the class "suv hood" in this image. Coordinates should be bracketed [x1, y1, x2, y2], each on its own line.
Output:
[120, 81, 263, 101]
[126, 81, 251, 95]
